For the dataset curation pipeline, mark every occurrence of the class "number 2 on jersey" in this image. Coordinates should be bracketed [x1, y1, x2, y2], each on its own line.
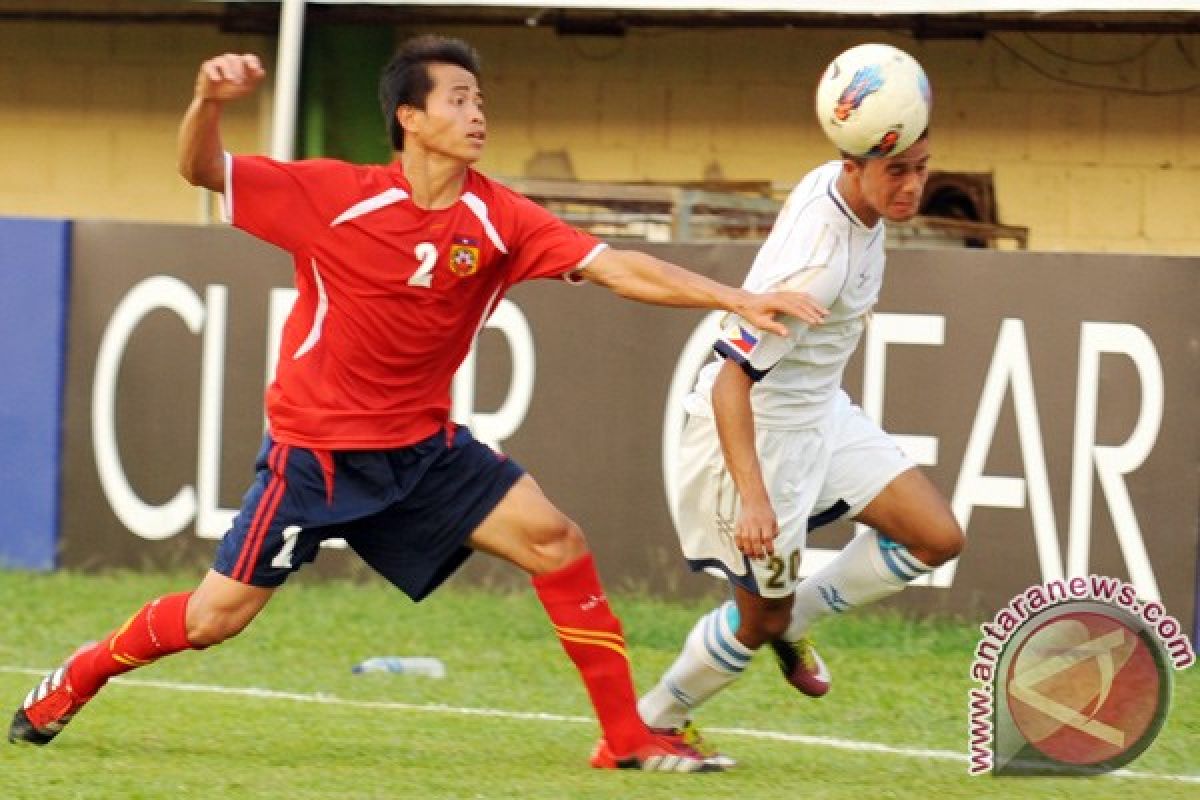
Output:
[409, 242, 438, 288]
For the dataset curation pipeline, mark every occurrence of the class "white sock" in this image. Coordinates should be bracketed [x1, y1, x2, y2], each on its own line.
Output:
[784, 530, 933, 641]
[638, 601, 752, 729]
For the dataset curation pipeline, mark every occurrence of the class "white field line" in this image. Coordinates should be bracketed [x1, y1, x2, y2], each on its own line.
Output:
[1, 665, 1196, 784]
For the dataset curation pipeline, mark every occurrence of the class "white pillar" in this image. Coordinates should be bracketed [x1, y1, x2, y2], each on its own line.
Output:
[270, 0, 307, 161]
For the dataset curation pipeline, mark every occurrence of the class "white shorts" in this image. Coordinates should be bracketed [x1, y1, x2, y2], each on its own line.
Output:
[674, 391, 914, 598]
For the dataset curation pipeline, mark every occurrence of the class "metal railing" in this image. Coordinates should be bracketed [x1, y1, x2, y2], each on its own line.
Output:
[502, 176, 1029, 248]
[499, 177, 781, 243]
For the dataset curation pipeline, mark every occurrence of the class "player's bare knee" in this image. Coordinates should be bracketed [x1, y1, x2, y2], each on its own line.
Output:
[944, 527, 966, 562]
[526, 519, 587, 574]
[916, 521, 965, 567]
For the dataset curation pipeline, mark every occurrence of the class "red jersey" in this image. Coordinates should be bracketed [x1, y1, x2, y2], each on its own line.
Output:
[227, 155, 606, 449]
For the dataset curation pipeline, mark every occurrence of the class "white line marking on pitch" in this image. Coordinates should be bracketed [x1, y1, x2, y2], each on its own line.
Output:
[1, 665, 1195, 784]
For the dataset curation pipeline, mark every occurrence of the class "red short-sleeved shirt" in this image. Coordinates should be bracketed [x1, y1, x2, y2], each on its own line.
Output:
[226, 155, 607, 449]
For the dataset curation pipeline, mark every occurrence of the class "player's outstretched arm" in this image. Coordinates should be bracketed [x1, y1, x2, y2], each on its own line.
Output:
[178, 53, 266, 192]
[712, 359, 778, 559]
[580, 248, 826, 337]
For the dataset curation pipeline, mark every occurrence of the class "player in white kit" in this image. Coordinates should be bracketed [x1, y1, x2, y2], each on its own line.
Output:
[638, 132, 965, 764]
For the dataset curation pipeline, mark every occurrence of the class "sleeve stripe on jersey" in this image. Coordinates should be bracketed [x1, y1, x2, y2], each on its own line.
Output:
[564, 242, 611, 284]
[292, 258, 329, 360]
[461, 192, 509, 253]
[330, 188, 409, 227]
[714, 340, 770, 382]
[578, 242, 609, 269]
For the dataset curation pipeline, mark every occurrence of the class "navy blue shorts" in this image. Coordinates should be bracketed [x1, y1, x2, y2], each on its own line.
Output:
[212, 425, 525, 601]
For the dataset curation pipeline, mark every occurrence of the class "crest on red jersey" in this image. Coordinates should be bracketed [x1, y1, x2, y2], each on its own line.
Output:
[449, 234, 480, 277]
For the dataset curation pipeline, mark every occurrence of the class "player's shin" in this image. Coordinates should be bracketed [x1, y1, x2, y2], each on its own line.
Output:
[68, 592, 198, 698]
[784, 531, 932, 640]
[532, 553, 652, 754]
[639, 601, 750, 729]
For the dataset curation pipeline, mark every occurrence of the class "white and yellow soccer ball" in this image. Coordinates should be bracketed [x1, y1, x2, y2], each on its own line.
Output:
[814, 43, 931, 158]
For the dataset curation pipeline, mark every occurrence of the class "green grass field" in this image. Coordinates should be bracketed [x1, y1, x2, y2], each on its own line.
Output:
[0, 569, 1195, 799]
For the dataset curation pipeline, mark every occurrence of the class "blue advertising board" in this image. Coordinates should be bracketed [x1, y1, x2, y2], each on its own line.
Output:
[0, 217, 70, 570]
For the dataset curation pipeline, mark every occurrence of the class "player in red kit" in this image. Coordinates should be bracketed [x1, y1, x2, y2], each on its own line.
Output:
[9, 36, 826, 772]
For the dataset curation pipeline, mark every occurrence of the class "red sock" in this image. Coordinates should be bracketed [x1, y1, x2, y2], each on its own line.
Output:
[67, 592, 196, 698]
[532, 553, 652, 755]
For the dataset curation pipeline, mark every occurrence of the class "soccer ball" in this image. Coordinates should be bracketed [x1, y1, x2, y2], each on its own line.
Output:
[814, 43, 931, 158]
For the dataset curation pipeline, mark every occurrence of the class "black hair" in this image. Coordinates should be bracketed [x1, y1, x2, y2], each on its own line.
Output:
[378, 35, 481, 152]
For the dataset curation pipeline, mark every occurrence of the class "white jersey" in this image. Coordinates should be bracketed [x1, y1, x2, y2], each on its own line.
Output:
[685, 160, 885, 430]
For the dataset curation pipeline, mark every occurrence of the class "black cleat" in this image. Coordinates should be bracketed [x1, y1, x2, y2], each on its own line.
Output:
[9, 652, 94, 746]
[9, 708, 57, 746]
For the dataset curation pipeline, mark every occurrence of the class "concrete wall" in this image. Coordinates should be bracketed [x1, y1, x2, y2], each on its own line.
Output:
[1, 12, 1198, 253]
[0, 6, 269, 223]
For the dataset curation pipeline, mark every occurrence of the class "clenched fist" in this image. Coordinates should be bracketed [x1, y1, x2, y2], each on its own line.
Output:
[195, 53, 266, 102]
